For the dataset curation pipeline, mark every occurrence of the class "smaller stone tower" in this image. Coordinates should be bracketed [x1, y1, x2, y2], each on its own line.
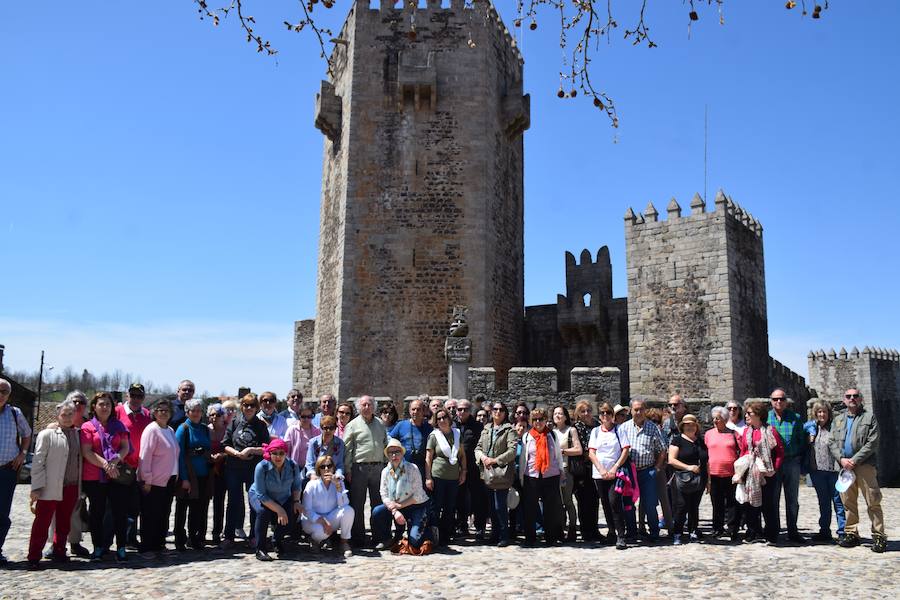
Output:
[625, 190, 769, 401]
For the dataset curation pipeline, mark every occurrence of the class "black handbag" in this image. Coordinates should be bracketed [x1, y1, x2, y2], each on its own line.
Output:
[113, 463, 136, 486]
[673, 470, 702, 494]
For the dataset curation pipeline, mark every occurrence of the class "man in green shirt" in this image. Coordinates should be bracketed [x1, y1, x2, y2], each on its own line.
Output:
[343, 395, 388, 546]
[768, 388, 808, 544]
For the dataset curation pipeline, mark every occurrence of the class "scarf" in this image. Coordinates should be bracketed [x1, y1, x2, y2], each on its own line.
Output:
[386, 460, 411, 502]
[433, 428, 461, 465]
[529, 427, 551, 474]
[91, 417, 126, 483]
[743, 425, 776, 507]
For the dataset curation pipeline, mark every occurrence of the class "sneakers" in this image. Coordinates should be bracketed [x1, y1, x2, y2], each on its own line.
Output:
[689, 531, 701, 542]
[615, 536, 627, 550]
[70, 543, 91, 558]
[115, 548, 128, 563]
[872, 534, 887, 553]
[673, 534, 682, 546]
[340, 540, 353, 558]
[374, 541, 388, 551]
[839, 533, 861, 548]
[90, 548, 105, 561]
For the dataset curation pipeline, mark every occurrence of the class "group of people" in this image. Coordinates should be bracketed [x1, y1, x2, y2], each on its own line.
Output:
[0, 376, 888, 569]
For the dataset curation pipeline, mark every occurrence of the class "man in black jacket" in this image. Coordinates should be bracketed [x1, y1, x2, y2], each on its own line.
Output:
[454, 399, 487, 540]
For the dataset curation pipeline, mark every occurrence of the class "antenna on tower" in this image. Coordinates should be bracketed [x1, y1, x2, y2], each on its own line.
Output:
[704, 104, 708, 203]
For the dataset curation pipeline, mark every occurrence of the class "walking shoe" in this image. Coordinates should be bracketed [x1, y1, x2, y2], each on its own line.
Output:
[811, 531, 833, 543]
[689, 531, 701, 542]
[672, 534, 682, 546]
[50, 552, 71, 563]
[218, 538, 234, 550]
[497, 539, 511, 548]
[255, 549, 273, 561]
[90, 548, 105, 561]
[615, 536, 627, 550]
[788, 532, 807, 544]
[235, 528, 248, 540]
[70, 543, 91, 558]
[872, 534, 887, 554]
[116, 548, 128, 563]
[839, 533, 861, 548]
[26, 560, 40, 571]
[341, 540, 353, 558]
[374, 541, 388, 551]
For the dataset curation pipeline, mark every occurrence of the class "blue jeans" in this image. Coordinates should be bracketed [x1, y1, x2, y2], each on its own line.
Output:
[810, 470, 845, 536]
[627, 467, 660, 538]
[773, 455, 802, 535]
[0, 467, 16, 552]
[372, 502, 429, 549]
[431, 477, 458, 546]
[488, 489, 510, 542]
[224, 467, 256, 540]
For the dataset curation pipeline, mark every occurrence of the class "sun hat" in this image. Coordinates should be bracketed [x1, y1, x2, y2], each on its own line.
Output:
[384, 437, 405, 459]
[835, 468, 856, 493]
[613, 404, 628, 416]
[678, 414, 700, 432]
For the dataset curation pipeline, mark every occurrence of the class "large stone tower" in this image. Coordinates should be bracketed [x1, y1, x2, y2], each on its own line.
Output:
[310, 0, 530, 401]
[625, 190, 769, 401]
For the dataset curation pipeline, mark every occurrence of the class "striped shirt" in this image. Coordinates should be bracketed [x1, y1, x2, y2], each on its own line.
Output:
[620, 419, 664, 469]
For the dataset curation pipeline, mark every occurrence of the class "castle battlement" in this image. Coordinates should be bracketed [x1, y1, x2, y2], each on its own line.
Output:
[810, 346, 900, 363]
[624, 189, 763, 238]
[360, 0, 523, 64]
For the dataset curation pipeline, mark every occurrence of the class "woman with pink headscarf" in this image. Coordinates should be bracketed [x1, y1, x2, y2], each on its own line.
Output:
[248, 439, 304, 561]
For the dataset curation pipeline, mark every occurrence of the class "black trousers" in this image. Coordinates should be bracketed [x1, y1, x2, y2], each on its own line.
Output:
[523, 474, 562, 543]
[743, 475, 779, 542]
[210, 471, 226, 539]
[174, 475, 211, 546]
[709, 475, 741, 534]
[672, 481, 704, 536]
[595, 478, 625, 539]
[83, 480, 129, 551]
[573, 474, 600, 541]
[140, 476, 176, 552]
[456, 468, 488, 532]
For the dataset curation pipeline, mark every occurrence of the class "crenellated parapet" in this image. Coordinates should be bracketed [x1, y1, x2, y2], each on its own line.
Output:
[624, 189, 762, 238]
[467, 366, 622, 410]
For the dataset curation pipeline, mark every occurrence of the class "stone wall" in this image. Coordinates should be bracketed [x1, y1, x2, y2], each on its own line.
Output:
[311, 0, 528, 400]
[768, 356, 811, 406]
[467, 366, 621, 411]
[292, 320, 315, 398]
[523, 247, 629, 393]
[625, 190, 769, 402]
[808, 347, 900, 485]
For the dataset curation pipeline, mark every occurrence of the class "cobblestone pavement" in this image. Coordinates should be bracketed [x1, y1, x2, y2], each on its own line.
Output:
[0, 485, 897, 599]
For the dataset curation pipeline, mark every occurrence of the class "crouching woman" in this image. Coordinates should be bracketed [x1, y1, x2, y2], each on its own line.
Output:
[372, 438, 433, 555]
[301, 455, 354, 558]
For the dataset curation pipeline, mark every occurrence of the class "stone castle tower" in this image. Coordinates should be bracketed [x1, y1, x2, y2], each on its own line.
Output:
[309, 0, 530, 400]
[625, 190, 770, 401]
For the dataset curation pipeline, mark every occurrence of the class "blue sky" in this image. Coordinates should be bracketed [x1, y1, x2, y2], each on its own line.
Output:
[2, 1, 898, 395]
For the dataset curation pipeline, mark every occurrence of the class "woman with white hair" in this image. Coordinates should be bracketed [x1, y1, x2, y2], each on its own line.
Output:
[174, 398, 212, 550]
[26, 400, 81, 569]
[704, 406, 741, 541]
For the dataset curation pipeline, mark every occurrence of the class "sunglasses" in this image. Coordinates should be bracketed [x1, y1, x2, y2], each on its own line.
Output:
[387, 449, 403, 456]
[845, 394, 860, 399]
[262, 399, 276, 404]
[436, 416, 450, 421]
[73, 400, 87, 405]
[532, 417, 546, 422]
[667, 403, 681, 408]
[300, 414, 313, 419]
[599, 411, 612, 416]
[727, 406, 740, 411]
[155, 408, 171, 414]
[456, 407, 470, 412]
[491, 407, 504, 412]
[337, 411, 351, 416]
[269, 451, 286, 457]
[241, 404, 257, 409]
[321, 426, 336, 431]
[770, 397, 786, 402]
[321, 464, 335, 471]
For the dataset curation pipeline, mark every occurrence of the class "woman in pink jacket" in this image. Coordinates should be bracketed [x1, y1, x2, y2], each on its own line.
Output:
[138, 400, 180, 558]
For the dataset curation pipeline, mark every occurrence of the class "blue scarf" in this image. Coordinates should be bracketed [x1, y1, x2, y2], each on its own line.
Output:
[386, 460, 411, 501]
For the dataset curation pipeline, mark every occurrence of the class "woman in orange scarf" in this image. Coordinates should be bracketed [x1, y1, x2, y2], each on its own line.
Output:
[517, 407, 565, 546]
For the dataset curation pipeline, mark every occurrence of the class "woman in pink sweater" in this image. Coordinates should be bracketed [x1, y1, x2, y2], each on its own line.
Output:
[138, 400, 180, 557]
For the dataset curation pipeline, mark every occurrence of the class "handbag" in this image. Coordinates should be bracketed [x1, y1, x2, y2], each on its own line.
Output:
[567, 429, 588, 478]
[482, 463, 515, 490]
[113, 463, 136, 486]
[673, 470, 702, 494]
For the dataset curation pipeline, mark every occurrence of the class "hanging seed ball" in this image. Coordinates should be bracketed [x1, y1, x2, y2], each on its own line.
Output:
[689, 11, 698, 21]
[593, 97, 603, 108]
[570, 89, 577, 98]
[557, 89, 565, 98]
[785, 1, 796, 8]
[529, 21, 537, 31]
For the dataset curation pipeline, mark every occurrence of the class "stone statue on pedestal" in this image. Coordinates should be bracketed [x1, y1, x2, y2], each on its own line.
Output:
[445, 307, 471, 399]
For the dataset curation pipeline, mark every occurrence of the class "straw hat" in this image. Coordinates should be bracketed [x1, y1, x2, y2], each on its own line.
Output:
[384, 437, 405, 459]
[678, 414, 700, 432]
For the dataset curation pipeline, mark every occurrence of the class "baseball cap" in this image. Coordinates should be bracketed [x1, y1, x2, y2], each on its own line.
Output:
[835, 469, 856, 493]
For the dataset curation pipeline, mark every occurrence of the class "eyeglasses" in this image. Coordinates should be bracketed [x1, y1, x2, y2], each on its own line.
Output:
[321, 464, 335, 471]
[667, 403, 681, 408]
[300, 414, 312, 419]
[321, 426, 336, 431]
[0, 389, 10, 396]
[632, 408, 643, 412]
[599, 411, 613, 416]
[337, 410, 351, 416]
[73, 400, 86, 405]
[155, 408, 171, 414]
[436, 416, 450, 421]
[241, 404, 257, 409]
[845, 394, 860, 399]
[269, 451, 286, 457]
[770, 397, 786, 402]
[262, 399, 276, 404]
[208, 413, 221, 418]
[491, 407, 503, 412]
[387, 449, 403, 456]
[727, 406, 740, 411]
[456, 407, 470, 412]
[532, 417, 546, 422]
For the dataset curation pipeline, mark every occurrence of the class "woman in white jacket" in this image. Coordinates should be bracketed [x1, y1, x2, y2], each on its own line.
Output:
[27, 401, 81, 569]
[301, 455, 354, 558]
